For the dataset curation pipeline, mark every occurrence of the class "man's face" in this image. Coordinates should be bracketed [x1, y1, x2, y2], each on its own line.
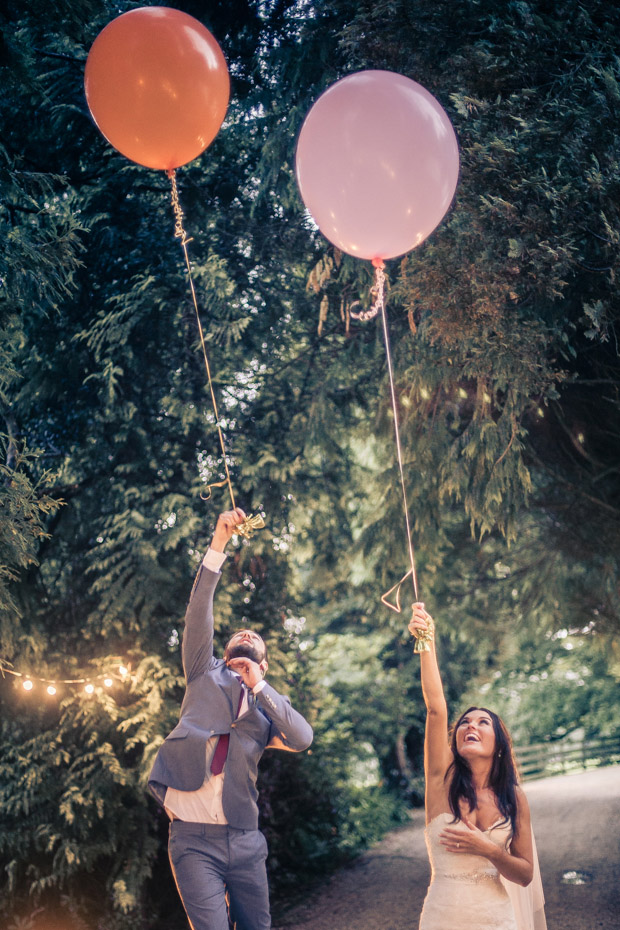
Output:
[224, 629, 266, 666]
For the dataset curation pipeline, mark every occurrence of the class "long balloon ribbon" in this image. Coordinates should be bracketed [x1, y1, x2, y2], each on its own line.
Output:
[353, 260, 420, 609]
[167, 170, 264, 538]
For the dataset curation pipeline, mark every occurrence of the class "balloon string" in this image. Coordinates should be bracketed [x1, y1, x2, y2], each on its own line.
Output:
[167, 169, 236, 511]
[350, 259, 386, 321]
[367, 259, 420, 609]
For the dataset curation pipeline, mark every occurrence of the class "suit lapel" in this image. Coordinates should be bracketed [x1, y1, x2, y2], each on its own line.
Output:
[231, 675, 243, 716]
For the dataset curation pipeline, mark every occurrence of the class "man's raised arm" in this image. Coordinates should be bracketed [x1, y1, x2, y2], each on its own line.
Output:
[181, 508, 246, 683]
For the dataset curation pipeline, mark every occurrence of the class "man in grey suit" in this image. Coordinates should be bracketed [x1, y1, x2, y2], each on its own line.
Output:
[149, 508, 313, 930]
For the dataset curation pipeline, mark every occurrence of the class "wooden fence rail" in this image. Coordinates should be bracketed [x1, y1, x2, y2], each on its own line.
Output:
[514, 734, 620, 781]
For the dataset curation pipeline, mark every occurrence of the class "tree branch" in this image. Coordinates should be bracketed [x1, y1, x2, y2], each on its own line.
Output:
[33, 47, 86, 65]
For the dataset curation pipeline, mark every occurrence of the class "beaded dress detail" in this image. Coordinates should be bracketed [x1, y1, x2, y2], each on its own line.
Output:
[419, 813, 518, 930]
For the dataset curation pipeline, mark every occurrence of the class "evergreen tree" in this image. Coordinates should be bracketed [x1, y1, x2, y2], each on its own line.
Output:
[1, 1, 619, 927]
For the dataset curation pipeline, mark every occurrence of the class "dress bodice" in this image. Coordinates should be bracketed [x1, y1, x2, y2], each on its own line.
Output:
[419, 812, 517, 930]
[425, 811, 512, 884]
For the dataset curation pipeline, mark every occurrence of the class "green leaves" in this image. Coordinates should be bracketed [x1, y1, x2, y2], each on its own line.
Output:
[1, 1, 620, 927]
[0, 440, 62, 634]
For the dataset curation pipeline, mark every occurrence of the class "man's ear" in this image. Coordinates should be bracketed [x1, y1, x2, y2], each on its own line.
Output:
[259, 659, 268, 677]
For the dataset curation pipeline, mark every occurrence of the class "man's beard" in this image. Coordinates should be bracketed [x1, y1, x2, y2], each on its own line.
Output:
[226, 642, 264, 664]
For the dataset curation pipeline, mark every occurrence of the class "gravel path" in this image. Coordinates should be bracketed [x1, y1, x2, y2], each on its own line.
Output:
[273, 765, 620, 930]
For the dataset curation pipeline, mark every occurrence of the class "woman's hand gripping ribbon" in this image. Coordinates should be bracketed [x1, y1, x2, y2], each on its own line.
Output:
[407, 603, 435, 654]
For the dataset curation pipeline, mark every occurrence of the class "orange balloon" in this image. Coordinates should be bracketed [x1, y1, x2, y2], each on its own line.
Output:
[84, 7, 230, 170]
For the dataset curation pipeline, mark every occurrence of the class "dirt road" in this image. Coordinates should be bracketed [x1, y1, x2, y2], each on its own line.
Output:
[273, 765, 620, 930]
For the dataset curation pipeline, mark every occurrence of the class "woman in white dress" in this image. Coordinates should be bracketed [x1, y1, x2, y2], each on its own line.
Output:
[409, 603, 546, 930]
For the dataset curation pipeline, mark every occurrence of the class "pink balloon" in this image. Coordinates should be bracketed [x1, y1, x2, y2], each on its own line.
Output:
[295, 71, 459, 261]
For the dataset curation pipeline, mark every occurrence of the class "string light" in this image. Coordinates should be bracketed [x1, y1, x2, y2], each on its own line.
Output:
[1, 658, 132, 699]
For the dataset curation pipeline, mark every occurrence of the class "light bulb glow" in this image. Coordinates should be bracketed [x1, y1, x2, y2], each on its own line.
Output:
[104, 678, 113, 688]
[119, 665, 128, 678]
[47, 685, 57, 695]
[22, 679, 34, 691]
[84, 683, 95, 694]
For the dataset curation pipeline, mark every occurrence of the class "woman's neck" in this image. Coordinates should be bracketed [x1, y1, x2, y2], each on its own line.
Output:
[469, 758, 493, 791]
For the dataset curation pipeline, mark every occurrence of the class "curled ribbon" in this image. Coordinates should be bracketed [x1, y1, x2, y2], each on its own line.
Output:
[168, 169, 265, 540]
[350, 259, 386, 321]
[200, 480, 229, 501]
[382, 570, 431, 653]
[381, 569, 414, 615]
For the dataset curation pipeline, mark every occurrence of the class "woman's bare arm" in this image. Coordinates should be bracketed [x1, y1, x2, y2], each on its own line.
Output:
[409, 603, 453, 818]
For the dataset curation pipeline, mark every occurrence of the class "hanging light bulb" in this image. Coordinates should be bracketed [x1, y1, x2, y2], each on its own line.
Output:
[47, 685, 57, 695]
[84, 683, 95, 695]
[22, 679, 34, 691]
[119, 665, 128, 678]
[104, 678, 113, 688]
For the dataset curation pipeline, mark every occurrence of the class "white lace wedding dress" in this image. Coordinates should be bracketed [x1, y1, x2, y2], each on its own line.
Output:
[419, 813, 546, 930]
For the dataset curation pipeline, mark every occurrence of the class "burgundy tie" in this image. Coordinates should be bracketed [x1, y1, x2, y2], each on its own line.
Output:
[210, 684, 244, 775]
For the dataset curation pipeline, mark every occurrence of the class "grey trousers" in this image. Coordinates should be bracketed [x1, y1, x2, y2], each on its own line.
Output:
[168, 821, 271, 930]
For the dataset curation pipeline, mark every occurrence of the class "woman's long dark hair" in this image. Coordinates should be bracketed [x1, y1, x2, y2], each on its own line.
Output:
[446, 706, 520, 835]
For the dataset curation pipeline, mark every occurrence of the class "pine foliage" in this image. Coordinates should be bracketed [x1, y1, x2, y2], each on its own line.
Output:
[1, 1, 619, 927]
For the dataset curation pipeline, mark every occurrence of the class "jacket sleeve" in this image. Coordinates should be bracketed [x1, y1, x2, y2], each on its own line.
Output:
[255, 682, 313, 752]
[181, 566, 221, 683]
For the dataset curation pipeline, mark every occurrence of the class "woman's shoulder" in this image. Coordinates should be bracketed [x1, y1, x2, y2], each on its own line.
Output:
[513, 784, 532, 835]
[515, 784, 530, 808]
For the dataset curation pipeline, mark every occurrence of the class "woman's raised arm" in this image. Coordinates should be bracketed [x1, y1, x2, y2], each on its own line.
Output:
[409, 603, 453, 816]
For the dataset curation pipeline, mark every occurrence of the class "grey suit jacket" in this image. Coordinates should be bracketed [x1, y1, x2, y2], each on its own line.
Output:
[148, 566, 313, 829]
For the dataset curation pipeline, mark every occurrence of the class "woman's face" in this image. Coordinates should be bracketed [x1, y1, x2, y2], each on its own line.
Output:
[455, 709, 497, 760]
